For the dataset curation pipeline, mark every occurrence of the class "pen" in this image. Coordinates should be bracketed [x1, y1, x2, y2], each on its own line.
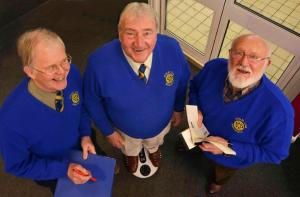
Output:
[73, 168, 97, 182]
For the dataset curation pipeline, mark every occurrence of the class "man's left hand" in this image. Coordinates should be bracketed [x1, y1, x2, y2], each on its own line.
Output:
[199, 136, 229, 155]
[81, 136, 96, 160]
[171, 111, 183, 127]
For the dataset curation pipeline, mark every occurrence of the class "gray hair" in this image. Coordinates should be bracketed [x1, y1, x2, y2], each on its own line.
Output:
[17, 27, 65, 66]
[118, 2, 158, 32]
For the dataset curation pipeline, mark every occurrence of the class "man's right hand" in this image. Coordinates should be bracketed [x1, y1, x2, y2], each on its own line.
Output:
[67, 163, 92, 185]
[106, 131, 124, 149]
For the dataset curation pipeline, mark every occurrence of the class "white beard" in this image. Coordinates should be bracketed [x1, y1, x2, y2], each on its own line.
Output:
[228, 61, 266, 89]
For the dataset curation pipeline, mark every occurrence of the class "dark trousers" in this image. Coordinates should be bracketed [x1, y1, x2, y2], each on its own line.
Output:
[213, 162, 237, 185]
[35, 179, 57, 195]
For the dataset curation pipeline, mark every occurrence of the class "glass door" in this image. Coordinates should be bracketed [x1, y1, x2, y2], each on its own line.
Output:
[150, 0, 300, 100]
[151, 0, 225, 65]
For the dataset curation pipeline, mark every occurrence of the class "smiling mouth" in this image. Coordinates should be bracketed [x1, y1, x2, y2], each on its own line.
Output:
[53, 77, 65, 82]
[237, 68, 250, 74]
[134, 48, 145, 53]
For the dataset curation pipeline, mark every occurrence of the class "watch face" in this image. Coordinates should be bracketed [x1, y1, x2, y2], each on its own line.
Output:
[132, 148, 158, 178]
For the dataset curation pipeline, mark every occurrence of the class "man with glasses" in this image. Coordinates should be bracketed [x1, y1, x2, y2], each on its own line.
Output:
[189, 34, 294, 194]
[0, 28, 96, 193]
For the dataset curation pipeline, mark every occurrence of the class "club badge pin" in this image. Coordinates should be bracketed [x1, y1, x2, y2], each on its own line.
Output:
[232, 118, 247, 133]
[164, 71, 174, 86]
[70, 91, 80, 105]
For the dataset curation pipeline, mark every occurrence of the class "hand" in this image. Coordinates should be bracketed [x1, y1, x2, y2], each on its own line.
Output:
[106, 131, 124, 149]
[197, 111, 203, 128]
[171, 111, 182, 127]
[67, 163, 92, 185]
[199, 136, 229, 155]
[81, 136, 96, 160]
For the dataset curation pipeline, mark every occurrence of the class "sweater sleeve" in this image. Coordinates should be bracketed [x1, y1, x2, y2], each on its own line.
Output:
[189, 65, 207, 106]
[83, 59, 114, 136]
[78, 103, 92, 137]
[173, 42, 191, 112]
[0, 123, 69, 180]
[231, 114, 294, 164]
[69, 64, 92, 137]
[189, 72, 201, 106]
[189, 60, 217, 106]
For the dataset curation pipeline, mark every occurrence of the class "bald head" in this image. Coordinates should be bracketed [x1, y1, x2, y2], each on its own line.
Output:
[17, 28, 65, 67]
[231, 34, 271, 57]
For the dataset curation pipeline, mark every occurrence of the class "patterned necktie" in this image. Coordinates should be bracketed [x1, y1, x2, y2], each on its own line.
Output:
[138, 64, 147, 83]
[55, 91, 64, 112]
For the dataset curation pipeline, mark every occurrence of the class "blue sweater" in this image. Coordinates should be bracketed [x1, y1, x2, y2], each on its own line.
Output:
[84, 34, 190, 138]
[189, 58, 294, 168]
[0, 64, 91, 180]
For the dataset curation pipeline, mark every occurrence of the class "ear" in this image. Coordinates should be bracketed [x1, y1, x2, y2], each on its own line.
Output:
[266, 59, 272, 67]
[118, 30, 122, 42]
[23, 66, 35, 79]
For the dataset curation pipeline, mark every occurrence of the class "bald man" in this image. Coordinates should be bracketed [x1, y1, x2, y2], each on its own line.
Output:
[189, 34, 294, 194]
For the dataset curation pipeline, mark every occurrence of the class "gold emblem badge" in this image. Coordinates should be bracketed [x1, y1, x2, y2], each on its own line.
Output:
[232, 118, 247, 133]
[70, 91, 80, 105]
[164, 71, 174, 86]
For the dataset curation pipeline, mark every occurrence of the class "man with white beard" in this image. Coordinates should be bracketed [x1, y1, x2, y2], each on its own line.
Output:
[189, 34, 294, 194]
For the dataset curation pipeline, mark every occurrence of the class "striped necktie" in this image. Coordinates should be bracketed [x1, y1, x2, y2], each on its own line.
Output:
[138, 64, 147, 83]
[55, 91, 64, 112]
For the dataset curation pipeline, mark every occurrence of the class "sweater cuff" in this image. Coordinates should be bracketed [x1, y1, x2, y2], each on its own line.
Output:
[230, 140, 246, 159]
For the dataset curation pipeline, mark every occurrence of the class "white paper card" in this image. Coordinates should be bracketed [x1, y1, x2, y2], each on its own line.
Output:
[180, 105, 236, 156]
[186, 105, 209, 143]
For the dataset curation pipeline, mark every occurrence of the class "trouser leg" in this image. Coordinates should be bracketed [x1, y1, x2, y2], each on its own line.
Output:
[35, 179, 57, 194]
[143, 123, 170, 153]
[213, 162, 237, 185]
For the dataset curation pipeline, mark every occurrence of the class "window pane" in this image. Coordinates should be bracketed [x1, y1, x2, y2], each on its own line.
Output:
[219, 21, 295, 84]
[166, 0, 214, 53]
[236, 0, 300, 35]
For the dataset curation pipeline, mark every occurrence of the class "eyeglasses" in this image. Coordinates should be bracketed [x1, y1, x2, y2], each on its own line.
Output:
[229, 49, 270, 63]
[31, 55, 72, 75]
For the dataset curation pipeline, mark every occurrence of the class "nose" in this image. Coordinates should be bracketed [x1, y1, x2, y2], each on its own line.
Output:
[240, 54, 250, 66]
[134, 33, 144, 48]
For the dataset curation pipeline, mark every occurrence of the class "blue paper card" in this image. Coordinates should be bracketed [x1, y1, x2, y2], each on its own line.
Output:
[54, 150, 115, 197]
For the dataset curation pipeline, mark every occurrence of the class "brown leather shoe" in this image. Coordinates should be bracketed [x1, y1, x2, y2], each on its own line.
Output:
[124, 155, 138, 173]
[208, 182, 222, 194]
[149, 149, 162, 168]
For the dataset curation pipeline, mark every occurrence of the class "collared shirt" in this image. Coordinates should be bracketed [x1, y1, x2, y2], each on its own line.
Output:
[123, 50, 153, 80]
[223, 77, 261, 103]
[28, 79, 56, 109]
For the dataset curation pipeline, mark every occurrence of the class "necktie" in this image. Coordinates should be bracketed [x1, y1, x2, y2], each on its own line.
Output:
[55, 91, 64, 112]
[138, 64, 147, 83]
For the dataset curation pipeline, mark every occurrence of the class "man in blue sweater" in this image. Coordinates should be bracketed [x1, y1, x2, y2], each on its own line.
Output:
[0, 28, 96, 193]
[189, 34, 294, 194]
[84, 2, 190, 174]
